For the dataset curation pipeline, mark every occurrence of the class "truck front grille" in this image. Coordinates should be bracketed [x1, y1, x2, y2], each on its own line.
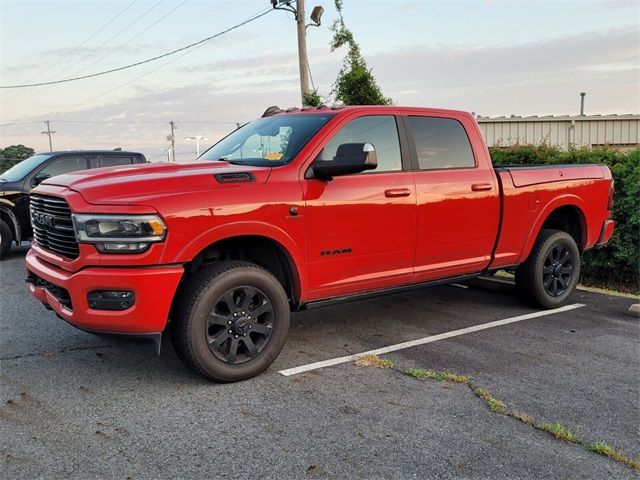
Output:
[30, 195, 79, 259]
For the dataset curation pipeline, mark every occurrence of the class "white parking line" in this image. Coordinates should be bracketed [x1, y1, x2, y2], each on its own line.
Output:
[278, 303, 586, 377]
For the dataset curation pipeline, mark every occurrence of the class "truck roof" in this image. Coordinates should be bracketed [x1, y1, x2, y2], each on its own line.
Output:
[264, 105, 473, 118]
[37, 150, 144, 156]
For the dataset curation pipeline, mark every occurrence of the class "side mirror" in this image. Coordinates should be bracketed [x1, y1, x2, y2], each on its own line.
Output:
[32, 172, 50, 186]
[311, 143, 377, 180]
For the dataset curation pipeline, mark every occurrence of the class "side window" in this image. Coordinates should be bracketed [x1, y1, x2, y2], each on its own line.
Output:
[407, 116, 476, 170]
[98, 156, 134, 167]
[39, 156, 89, 177]
[318, 115, 402, 172]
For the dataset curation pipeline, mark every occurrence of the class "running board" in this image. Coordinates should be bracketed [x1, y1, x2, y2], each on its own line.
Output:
[299, 273, 480, 311]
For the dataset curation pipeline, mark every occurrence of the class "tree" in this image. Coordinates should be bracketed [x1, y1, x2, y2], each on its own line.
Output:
[0, 144, 35, 160]
[329, 0, 392, 106]
[303, 89, 324, 107]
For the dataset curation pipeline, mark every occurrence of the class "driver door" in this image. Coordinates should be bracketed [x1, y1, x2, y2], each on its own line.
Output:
[302, 114, 417, 300]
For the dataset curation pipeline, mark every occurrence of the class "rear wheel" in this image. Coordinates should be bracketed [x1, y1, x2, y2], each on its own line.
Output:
[171, 261, 290, 382]
[515, 229, 580, 309]
[0, 219, 13, 258]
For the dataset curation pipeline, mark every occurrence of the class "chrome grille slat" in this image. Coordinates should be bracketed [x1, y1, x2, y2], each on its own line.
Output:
[30, 194, 79, 259]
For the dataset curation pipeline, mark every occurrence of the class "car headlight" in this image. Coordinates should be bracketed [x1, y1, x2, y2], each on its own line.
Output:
[72, 214, 166, 253]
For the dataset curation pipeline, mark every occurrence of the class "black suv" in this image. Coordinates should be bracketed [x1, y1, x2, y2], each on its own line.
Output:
[0, 150, 147, 257]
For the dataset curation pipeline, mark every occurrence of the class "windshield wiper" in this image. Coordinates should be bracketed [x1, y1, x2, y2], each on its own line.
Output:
[216, 157, 246, 165]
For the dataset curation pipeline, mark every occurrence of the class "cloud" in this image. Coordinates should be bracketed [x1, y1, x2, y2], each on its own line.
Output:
[1, 26, 637, 157]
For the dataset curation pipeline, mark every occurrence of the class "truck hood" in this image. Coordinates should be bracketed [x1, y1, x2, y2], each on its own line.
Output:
[41, 161, 272, 205]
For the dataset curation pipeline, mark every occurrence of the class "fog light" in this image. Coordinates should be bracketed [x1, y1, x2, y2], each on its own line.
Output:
[95, 242, 149, 253]
[88, 290, 135, 311]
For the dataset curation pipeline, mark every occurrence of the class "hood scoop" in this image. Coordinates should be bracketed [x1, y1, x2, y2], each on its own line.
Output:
[214, 172, 256, 184]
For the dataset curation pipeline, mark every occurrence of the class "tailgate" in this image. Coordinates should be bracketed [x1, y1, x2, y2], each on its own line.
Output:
[504, 165, 604, 187]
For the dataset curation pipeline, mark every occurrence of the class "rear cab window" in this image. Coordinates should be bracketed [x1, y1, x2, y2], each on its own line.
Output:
[98, 156, 134, 167]
[406, 116, 476, 170]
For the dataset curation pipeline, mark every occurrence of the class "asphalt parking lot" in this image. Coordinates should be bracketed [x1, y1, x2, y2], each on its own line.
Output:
[1, 244, 639, 479]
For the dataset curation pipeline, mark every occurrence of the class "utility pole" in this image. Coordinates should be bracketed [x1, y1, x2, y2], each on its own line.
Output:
[168, 121, 177, 161]
[41, 120, 56, 152]
[296, 0, 309, 103]
[271, 1, 323, 104]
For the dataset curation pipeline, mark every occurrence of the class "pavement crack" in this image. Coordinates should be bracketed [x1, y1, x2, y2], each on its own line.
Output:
[0, 344, 111, 361]
[353, 355, 640, 474]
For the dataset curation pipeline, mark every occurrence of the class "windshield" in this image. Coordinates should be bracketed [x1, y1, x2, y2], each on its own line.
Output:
[0, 154, 51, 182]
[200, 113, 335, 166]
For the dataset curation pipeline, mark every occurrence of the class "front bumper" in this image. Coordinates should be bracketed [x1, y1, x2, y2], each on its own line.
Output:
[25, 249, 184, 334]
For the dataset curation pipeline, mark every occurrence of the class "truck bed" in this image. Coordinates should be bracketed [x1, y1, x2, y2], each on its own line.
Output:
[490, 163, 612, 270]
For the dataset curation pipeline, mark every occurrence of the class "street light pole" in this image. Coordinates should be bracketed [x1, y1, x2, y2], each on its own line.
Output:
[185, 135, 209, 157]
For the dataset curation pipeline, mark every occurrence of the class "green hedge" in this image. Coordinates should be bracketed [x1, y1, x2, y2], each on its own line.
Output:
[0, 158, 22, 174]
[489, 145, 639, 289]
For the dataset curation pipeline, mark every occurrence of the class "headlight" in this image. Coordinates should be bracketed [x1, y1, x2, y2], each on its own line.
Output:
[72, 214, 166, 254]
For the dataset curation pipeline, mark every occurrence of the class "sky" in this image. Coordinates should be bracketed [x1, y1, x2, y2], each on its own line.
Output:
[1, 0, 639, 161]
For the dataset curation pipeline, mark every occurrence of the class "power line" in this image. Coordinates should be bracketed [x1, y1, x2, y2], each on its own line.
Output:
[0, 119, 242, 128]
[56, 0, 164, 80]
[12, 1, 138, 86]
[57, 7, 273, 112]
[71, 0, 190, 78]
[1, 9, 274, 89]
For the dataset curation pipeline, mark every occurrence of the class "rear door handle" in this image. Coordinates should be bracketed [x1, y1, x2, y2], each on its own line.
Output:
[385, 188, 411, 198]
[471, 183, 493, 192]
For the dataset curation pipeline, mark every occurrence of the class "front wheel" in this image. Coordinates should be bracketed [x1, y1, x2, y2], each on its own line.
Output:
[171, 261, 290, 382]
[515, 229, 581, 309]
[0, 219, 13, 259]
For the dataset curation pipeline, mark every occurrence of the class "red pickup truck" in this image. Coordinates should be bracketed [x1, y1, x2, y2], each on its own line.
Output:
[26, 106, 614, 382]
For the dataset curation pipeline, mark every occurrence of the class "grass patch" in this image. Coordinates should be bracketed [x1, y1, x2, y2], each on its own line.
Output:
[354, 354, 394, 369]
[403, 368, 470, 384]
[589, 442, 640, 472]
[540, 422, 578, 443]
[474, 388, 508, 414]
[509, 411, 535, 426]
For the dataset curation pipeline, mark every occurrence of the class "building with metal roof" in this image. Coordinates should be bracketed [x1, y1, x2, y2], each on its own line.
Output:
[476, 114, 639, 150]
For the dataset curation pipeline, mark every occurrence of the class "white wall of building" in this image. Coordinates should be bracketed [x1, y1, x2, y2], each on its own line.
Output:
[477, 114, 639, 150]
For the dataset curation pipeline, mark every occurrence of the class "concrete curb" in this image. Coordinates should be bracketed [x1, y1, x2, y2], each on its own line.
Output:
[626, 304, 640, 318]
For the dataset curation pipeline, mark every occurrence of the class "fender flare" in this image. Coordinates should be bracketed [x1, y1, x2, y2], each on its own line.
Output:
[0, 204, 21, 244]
[174, 221, 308, 301]
[517, 194, 587, 264]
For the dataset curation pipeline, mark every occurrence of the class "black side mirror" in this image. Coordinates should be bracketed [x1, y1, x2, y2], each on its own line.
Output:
[32, 172, 50, 186]
[311, 143, 378, 180]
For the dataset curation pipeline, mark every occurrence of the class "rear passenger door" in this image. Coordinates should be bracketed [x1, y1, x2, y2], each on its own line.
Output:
[404, 114, 500, 279]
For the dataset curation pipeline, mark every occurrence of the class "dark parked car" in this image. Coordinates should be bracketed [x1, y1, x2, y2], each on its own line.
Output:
[0, 150, 147, 256]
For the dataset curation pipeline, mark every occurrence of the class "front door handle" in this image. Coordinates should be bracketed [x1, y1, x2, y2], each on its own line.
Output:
[385, 188, 411, 198]
[471, 183, 493, 192]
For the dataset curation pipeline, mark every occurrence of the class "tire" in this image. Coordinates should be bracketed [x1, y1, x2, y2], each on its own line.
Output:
[515, 229, 581, 309]
[171, 261, 290, 382]
[0, 219, 13, 259]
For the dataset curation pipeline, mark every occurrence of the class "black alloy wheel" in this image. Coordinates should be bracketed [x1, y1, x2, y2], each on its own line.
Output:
[515, 229, 581, 309]
[542, 245, 574, 297]
[206, 286, 275, 364]
[171, 261, 290, 382]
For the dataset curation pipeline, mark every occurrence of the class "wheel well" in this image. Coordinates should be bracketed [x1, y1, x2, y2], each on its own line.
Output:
[540, 205, 585, 249]
[0, 207, 19, 243]
[182, 235, 300, 308]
